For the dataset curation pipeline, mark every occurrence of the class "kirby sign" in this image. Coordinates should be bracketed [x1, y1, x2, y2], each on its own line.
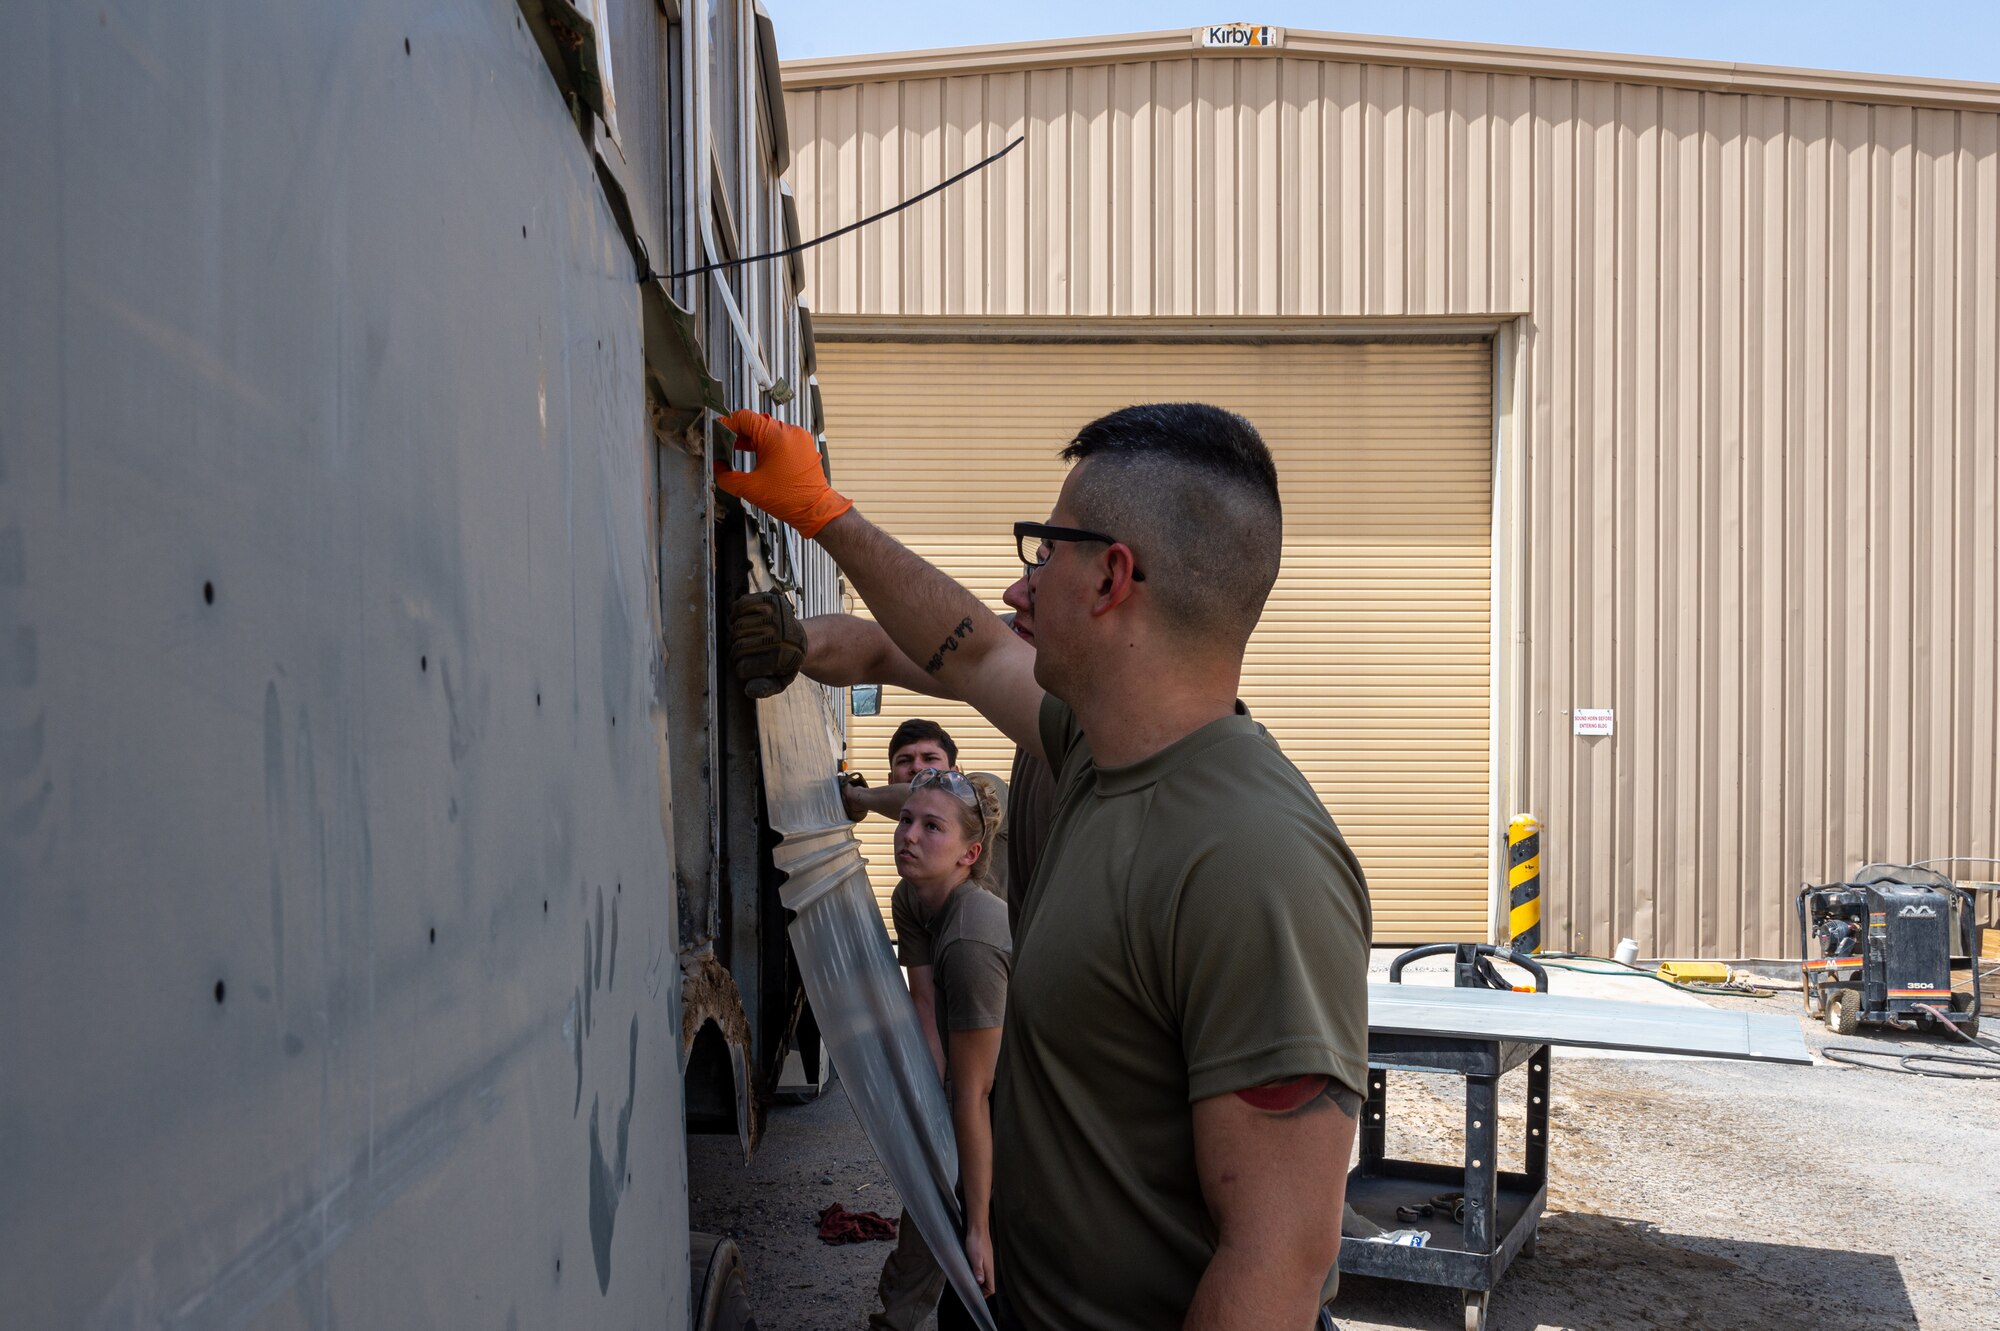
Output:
[1196, 23, 1284, 48]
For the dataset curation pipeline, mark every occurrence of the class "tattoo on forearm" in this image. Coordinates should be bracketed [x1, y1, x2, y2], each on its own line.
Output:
[922, 617, 975, 674]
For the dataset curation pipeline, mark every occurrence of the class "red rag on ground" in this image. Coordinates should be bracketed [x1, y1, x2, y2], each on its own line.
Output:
[816, 1202, 899, 1244]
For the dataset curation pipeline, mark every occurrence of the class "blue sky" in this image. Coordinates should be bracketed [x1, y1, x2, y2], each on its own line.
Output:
[762, 1, 1999, 85]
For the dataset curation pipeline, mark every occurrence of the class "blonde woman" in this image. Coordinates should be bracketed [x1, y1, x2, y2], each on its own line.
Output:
[885, 768, 1009, 1329]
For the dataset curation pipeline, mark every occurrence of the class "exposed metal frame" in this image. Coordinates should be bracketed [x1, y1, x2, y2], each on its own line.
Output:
[662, 0, 836, 1145]
[1488, 319, 1530, 944]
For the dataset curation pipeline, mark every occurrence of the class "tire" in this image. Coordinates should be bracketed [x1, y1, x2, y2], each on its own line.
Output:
[1463, 1289, 1490, 1331]
[1827, 988, 1860, 1036]
[689, 1233, 758, 1331]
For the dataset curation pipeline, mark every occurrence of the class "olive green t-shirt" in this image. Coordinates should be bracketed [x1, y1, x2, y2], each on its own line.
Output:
[991, 695, 1373, 1331]
[928, 879, 1011, 1058]
[890, 877, 930, 968]
[1003, 745, 1057, 939]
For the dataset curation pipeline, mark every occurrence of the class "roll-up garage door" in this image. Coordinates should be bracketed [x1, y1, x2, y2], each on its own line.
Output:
[817, 340, 1492, 943]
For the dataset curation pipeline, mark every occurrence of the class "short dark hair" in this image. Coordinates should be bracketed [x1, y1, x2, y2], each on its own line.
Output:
[887, 718, 957, 768]
[1059, 402, 1283, 643]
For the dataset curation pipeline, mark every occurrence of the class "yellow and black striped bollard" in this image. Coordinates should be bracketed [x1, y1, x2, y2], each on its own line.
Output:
[1508, 814, 1542, 953]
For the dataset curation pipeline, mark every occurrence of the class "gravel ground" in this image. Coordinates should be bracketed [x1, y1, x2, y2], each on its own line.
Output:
[692, 977, 1999, 1331]
[690, 1075, 919, 1331]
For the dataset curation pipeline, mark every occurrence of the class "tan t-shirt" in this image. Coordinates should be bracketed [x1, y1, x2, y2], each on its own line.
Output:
[991, 695, 1373, 1331]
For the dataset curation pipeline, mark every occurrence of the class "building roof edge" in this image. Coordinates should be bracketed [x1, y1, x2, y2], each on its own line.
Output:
[780, 26, 2000, 112]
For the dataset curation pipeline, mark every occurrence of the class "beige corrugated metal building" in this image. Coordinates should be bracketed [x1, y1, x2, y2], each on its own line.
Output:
[783, 27, 2000, 959]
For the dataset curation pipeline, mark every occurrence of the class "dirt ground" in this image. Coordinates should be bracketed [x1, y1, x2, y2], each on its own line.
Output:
[691, 982, 1999, 1331]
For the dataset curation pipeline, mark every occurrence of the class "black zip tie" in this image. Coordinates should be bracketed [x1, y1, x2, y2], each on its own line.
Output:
[643, 134, 1025, 285]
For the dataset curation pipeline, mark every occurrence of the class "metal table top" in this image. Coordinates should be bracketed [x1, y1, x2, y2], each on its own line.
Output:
[1368, 982, 1812, 1065]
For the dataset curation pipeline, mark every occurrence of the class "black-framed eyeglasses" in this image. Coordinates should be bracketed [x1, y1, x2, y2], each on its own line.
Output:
[1013, 521, 1146, 581]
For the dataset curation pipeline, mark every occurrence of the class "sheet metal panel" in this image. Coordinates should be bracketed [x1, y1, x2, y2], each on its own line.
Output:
[1367, 984, 1812, 1065]
[0, 1, 689, 1325]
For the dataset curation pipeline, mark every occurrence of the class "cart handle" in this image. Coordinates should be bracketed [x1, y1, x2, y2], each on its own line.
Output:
[1387, 943, 1549, 993]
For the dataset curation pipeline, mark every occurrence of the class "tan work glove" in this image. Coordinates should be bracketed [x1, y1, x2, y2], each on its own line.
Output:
[728, 591, 808, 700]
[712, 410, 853, 538]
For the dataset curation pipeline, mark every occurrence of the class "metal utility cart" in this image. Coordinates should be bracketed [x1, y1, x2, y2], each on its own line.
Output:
[1337, 945, 1812, 1329]
[1339, 944, 1550, 1331]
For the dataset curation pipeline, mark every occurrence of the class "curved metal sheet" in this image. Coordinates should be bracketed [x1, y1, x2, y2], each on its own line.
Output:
[755, 680, 996, 1330]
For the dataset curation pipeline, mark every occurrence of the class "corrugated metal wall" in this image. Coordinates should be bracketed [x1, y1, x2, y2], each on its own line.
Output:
[786, 47, 2000, 959]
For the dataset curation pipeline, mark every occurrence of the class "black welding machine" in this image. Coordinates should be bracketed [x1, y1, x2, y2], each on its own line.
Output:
[1797, 864, 1981, 1038]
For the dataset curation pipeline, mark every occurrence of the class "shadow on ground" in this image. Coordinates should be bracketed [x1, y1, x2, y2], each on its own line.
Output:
[1330, 1209, 1917, 1331]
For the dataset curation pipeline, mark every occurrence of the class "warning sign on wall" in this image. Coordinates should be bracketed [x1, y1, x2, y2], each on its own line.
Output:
[1573, 708, 1615, 737]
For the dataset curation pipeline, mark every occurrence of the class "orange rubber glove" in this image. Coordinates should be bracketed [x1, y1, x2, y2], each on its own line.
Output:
[712, 410, 853, 538]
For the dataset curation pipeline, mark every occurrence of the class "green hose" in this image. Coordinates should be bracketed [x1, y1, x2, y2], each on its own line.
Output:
[1534, 954, 1778, 999]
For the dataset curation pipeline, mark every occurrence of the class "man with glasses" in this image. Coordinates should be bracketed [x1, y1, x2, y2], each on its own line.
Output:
[715, 403, 1370, 1331]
